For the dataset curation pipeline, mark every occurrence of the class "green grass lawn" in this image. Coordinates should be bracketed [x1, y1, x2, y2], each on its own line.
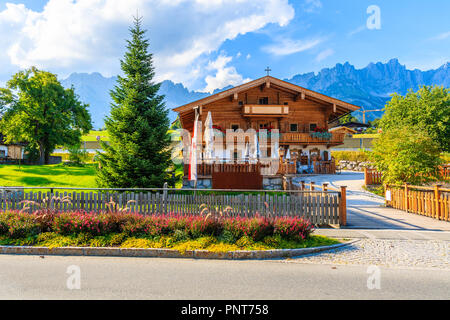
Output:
[0, 164, 97, 188]
[0, 233, 341, 252]
[81, 130, 109, 142]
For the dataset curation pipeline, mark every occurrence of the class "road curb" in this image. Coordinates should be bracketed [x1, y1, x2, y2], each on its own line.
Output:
[0, 240, 358, 260]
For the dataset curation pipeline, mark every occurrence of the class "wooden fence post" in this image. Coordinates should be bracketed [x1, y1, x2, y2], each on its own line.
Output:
[301, 181, 305, 191]
[434, 185, 441, 220]
[384, 184, 389, 207]
[364, 167, 370, 185]
[339, 186, 347, 226]
[163, 182, 168, 214]
[310, 182, 315, 191]
[404, 183, 409, 212]
[282, 176, 289, 190]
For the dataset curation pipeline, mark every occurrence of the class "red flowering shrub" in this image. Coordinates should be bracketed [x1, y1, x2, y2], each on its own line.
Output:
[0, 212, 40, 239]
[241, 217, 274, 242]
[188, 216, 223, 238]
[273, 217, 314, 241]
[53, 212, 114, 236]
[120, 215, 151, 236]
[223, 217, 273, 242]
[0, 210, 315, 242]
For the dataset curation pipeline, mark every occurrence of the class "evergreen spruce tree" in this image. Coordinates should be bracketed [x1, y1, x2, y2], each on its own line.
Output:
[96, 16, 171, 188]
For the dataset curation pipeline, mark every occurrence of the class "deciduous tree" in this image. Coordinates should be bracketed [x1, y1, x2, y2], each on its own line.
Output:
[380, 85, 450, 152]
[371, 126, 443, 185]
[0, 67, 92, 164]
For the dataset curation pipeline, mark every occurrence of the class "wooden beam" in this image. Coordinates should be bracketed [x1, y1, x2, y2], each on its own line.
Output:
[193, 105, 199, 117]
[270, 84, 300, 96]
[333, 103, 337, 113]
[266, 80, 270, 88]
[234, 93, 238, 100]
[301, 92, 306, 100]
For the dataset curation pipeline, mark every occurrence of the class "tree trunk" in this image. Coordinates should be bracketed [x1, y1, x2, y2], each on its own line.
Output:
[38, 143, 45, 165]
[45, 152, 50, 165]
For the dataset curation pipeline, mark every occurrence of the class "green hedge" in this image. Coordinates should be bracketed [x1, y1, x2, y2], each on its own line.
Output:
[331, 151, 371, 162]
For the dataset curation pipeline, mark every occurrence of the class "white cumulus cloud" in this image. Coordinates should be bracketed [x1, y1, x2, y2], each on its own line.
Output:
[315, 48, 334, 62]
[431, 31, 450, 41]
[263, 37, 323, 56]
[303, 0, 322, 13]
[0, 0, 295, 90]
[203, 54, 251, 93]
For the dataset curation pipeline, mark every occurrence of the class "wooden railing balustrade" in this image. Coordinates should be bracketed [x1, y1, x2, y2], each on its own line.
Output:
[385, 184, 450, 222]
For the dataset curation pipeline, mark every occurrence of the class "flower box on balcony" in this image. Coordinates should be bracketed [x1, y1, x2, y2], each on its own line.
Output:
[310, 132, 332, 140]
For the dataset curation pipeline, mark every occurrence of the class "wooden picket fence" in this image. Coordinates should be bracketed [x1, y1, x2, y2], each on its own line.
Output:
[364, 168, 383, 185]
[365, 165, 450, 186]
[284, 178, 347, 226]
[385, 184, 450, 221]
[440, 164, 450, 180]
[0, 186, 344, 226]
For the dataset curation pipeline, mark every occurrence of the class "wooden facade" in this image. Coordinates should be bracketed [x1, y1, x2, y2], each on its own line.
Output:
[174, 76, 360, 180]
[0, 134, 26, 161]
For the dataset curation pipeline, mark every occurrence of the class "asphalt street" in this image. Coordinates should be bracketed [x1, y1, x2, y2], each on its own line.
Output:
[0, 254, 448, 300]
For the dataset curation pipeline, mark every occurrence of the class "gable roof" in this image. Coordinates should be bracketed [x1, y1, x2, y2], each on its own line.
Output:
[328, 126, 357, 134]
[173, 75, 361, 114]
[338, 121, 370, 128]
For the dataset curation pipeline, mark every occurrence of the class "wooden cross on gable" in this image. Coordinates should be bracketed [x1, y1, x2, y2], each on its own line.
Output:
[265, 67, 272, 76]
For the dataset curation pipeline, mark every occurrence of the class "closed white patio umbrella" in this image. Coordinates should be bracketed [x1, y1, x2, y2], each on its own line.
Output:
[251, 132, 260, 164]
[285, 147, 291, 161]
[203, 112, 214, 164]
[272, 141, 279, 160]
[244, 142, 250, 162]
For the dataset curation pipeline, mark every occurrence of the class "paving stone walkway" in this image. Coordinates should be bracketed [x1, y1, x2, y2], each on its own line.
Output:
[290, 172, 450, 270]
[285, 239, 449, 270]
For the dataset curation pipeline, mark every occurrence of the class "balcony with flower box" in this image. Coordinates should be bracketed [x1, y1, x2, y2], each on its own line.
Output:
[280, 131, 345, 146]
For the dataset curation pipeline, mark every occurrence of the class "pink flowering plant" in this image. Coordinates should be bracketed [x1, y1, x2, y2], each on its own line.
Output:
[0, 212, 41, 239]
[273, 217, 315, 242]
[222, 216, 274, 242]
[0, 210, 315, 243]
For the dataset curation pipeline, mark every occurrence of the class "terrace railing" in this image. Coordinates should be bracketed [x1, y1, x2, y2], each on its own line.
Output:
[184, 160, 335, 177]
[0, 185, 345, 226]
[280, 132, 345, 145]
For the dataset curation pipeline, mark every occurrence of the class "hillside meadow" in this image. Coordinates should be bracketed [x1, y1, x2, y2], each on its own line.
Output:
[0, 164, 97, 188]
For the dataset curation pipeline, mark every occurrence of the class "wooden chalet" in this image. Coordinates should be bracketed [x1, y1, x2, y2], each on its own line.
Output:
[173, 75, 360, 189]
[0, 134, 26, 163]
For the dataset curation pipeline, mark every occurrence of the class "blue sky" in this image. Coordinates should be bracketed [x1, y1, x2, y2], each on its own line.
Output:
[0, 0, 449, 91]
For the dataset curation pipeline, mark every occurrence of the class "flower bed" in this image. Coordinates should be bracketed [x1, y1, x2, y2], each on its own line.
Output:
[0, 210, 338, 252]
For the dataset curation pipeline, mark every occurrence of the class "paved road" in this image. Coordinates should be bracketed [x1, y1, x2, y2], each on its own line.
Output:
[0, 254, 448, 300]
[0, 171, 447, 300]
[294, 172, 450, 231]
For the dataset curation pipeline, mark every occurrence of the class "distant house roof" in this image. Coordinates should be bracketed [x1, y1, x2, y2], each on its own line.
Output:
[339, 122, 370, 128]
[329, 126, 357, 134]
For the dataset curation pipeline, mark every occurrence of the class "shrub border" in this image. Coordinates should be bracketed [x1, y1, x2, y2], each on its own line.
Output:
[0, 240, 358, 260]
